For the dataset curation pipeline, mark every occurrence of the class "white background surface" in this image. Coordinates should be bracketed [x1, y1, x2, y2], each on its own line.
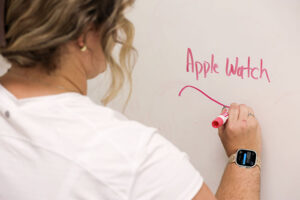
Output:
[123, 0, 300, 199]
[1, 0, 299, 199]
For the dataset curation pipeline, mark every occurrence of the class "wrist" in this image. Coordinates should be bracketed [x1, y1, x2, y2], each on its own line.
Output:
[228, 149, 261, 170]
[226, 147, 261, 158]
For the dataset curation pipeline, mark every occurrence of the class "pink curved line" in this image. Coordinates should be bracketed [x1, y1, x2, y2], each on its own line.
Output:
[179, 85, 229, 108]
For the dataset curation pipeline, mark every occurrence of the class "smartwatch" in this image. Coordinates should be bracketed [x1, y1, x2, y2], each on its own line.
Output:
[228, 149, 261, 169]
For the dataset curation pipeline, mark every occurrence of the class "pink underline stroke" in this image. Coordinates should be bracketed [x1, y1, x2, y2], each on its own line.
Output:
[178, 85, 230, 108]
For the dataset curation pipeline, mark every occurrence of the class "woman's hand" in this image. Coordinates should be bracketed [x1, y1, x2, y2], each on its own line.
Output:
[218, 103, 262, 157]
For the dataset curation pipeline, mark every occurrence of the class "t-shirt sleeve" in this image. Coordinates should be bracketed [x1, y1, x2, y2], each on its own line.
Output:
[130, 131, 204, 200]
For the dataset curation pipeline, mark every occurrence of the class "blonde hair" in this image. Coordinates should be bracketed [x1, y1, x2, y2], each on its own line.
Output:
[0, 0, 136, 106]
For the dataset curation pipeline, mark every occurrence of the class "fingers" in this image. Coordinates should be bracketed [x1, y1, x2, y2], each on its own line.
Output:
[248, 107, 255, 119]
[218, 107, 228, 134]
[221, 106, 227, 114]
[228, 103, 239, 123]
[219, 103, 255, 134]
[247, 106, 257, 125]
[239, 104, 248, 121]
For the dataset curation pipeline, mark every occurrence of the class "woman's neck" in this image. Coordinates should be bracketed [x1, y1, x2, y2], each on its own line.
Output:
[0, 63, 88, 99]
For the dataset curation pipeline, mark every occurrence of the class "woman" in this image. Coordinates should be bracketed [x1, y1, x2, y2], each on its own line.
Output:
[0, 0, 262, 199]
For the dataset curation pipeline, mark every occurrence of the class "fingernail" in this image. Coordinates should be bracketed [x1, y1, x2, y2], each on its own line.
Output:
[221, 106, 227, 114]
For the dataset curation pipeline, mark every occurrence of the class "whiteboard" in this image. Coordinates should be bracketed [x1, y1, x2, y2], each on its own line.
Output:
[1, 0, 299, 199]
[120, 0, 299, 199]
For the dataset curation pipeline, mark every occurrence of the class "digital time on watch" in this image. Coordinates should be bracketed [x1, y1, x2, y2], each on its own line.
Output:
[228, 149, 261, 169]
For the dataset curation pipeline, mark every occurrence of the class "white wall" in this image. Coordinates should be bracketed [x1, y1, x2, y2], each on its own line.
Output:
[122, 0, 299, 199]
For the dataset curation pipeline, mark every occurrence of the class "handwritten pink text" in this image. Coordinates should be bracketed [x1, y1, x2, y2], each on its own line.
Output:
[186, 48, 271, 83]
[187, 48, 219, 80]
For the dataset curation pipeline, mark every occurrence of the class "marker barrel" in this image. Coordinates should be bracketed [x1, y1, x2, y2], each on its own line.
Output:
[212, 112, 229, 128]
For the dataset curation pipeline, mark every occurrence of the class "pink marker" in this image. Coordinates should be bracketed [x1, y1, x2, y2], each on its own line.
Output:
[212, 111, 229, 128]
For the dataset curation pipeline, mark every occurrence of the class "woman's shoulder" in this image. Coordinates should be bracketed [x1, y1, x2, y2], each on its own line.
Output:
[62, 94, 158, 155]
[63, 94, 156, 134]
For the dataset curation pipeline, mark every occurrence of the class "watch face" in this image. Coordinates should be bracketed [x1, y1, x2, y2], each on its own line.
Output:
[236, 149, 256, 167]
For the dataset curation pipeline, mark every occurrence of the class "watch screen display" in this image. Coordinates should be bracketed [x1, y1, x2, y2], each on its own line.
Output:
[236, 150, 256, 167]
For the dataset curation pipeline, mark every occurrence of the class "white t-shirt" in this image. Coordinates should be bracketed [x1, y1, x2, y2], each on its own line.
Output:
[0, 84, 203, 200]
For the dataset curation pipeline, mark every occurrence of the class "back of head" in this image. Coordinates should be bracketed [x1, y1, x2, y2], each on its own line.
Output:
[0, 0, 136, 105]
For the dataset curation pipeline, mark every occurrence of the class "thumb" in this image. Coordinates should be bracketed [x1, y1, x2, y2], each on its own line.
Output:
[218, 107, 228, 135]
